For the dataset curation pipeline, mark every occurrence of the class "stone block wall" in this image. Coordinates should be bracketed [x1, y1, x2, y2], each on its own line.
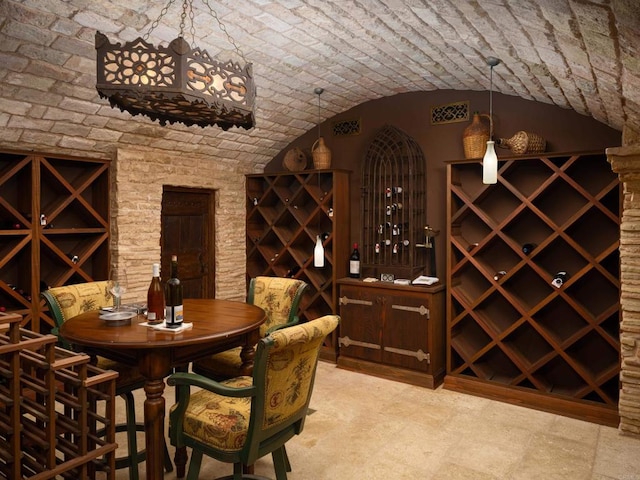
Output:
[608, 142, 640, 436]
[112, 147, 251, 303]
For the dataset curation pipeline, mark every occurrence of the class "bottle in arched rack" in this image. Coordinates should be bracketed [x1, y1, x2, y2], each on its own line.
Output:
[164, 255, 183, 327]
[147, 263, 165, 325]
[349, 243, 360, 278]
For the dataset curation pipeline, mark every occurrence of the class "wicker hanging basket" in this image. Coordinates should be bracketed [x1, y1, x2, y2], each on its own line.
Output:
[283, 147, 307, 171]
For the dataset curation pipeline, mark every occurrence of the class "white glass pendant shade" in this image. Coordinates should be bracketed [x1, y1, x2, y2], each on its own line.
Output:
[482, 140, 498, 184]
[314, 235, 325, 267]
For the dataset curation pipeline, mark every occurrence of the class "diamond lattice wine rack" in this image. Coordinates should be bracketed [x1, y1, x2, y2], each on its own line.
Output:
[246, 170, 350, 360]
[0, 151, 110, 332]
[445, 152, 620, 426]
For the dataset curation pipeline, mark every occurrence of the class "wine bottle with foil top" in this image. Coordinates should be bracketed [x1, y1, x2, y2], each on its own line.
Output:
[349, 243, 360, 278]
[164, 255, 184, 327]
[147, 263, 165, 324]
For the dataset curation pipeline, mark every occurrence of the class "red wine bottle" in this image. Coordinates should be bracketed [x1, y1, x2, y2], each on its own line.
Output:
[349, 243, 360, 278]
[164, 255, 183, 327]
[147, 263, 165, 324]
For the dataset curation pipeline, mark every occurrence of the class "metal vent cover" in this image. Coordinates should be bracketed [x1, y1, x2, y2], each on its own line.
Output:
[431, 101, 469, 125]
[332, 119, 361, 136]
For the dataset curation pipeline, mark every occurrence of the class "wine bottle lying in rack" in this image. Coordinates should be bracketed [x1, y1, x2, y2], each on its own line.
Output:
[551, 271, 568, 288]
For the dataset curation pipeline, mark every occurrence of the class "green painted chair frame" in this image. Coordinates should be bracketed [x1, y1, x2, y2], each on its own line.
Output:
[168, 314, 340, 480]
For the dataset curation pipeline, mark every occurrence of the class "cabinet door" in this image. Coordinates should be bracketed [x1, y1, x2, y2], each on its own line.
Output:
[338, 286, 382, 362]
[383, 293, 431, 372]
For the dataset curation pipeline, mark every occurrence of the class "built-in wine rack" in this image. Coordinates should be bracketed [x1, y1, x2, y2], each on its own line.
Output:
[0, 151, 110, 332]
[246, 169, 350, 360]
[446, 152, 620, 426]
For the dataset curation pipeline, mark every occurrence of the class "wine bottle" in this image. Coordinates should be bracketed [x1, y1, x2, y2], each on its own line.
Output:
[494, 270, 507, 281]
[349, 243, 360, 278]
[522, 243, 536, 255]
[551, 271, 568, 288]
[147, 263, 165, 324]
[164, 255, 183, 327]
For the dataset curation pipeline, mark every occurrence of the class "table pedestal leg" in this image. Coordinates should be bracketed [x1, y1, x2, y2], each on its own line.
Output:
[144, 378, 165, 480]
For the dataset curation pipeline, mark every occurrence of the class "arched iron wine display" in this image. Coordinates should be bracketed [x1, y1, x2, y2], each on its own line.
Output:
[361, 125, 430, 279]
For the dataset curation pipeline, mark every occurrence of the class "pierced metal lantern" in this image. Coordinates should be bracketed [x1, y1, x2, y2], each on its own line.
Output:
[95, 32, 255, 130]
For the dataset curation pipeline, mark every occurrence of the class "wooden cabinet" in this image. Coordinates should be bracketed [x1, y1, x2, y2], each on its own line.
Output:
[445, 152, 620, 426]
[245, 170, 350, 360]
[337, 278, 445, 388]
[0, 151, 110, 332]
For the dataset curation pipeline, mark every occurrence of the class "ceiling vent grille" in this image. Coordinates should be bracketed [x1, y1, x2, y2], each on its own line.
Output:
[332, 119, 361, 136]
[431, 101, 469, 125]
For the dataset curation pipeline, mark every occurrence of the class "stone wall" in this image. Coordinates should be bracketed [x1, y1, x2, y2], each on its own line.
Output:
[111, 147, 251, 303]
[608, 141, 640, 436]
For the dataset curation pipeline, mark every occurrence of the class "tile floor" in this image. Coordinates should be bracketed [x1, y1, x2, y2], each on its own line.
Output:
[116, 362, 640, 479]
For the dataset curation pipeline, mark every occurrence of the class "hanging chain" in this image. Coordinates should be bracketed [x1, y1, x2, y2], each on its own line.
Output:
[179, 0, 197, 45]
[142, 0, 249, 63]
[201, 0, 249, 63]
[143, 0, 176, 40]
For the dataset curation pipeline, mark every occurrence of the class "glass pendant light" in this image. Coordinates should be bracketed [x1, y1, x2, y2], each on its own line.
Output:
[314, 234, 325, 268]
[483, 57, 501, 184]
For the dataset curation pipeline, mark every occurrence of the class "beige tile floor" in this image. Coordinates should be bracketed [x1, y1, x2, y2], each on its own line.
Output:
[115, 362, 640, 480]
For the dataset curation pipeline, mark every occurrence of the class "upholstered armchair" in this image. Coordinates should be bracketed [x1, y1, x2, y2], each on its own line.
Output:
[168, 314, 340, 480]
[41, 281, 172, 480]
[192, 276, 308, 380]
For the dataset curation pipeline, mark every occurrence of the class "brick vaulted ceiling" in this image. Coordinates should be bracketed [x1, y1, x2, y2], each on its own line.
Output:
[1, 0, 639, 169]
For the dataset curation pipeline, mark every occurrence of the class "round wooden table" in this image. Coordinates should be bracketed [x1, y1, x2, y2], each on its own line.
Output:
[59, 298, 266, 480]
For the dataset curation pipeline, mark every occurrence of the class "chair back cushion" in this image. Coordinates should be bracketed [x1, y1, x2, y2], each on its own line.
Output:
[43, 281, 112, 325]
[250, 276, 307, 336]
[258, 314, 339, 430]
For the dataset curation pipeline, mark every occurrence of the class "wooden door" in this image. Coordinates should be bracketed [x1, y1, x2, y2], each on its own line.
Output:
[161, 187, 215, 299]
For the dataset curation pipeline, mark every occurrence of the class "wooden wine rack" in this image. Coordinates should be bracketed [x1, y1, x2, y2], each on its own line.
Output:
[0, 311, 118, 479]
[445, 152, 620, 426]
[0, 151, 110, 332]
[246, 170, 350, 360]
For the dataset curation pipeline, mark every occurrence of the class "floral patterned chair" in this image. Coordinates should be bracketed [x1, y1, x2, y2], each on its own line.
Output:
[168, 314, 340, 480]
[192, 276, 308, 380]
[41, 281, 173, 480]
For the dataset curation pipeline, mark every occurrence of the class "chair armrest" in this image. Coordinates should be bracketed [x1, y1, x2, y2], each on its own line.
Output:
[167, 372, 255, 398]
